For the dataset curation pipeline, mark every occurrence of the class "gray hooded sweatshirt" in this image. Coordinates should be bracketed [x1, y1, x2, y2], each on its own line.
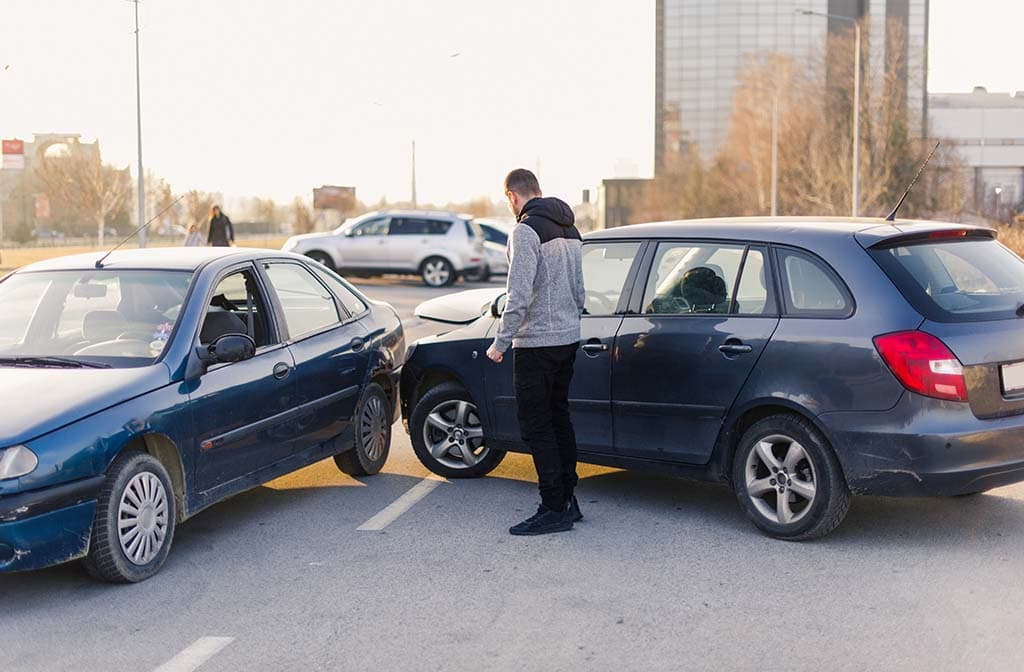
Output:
[492, 197, 585, 352]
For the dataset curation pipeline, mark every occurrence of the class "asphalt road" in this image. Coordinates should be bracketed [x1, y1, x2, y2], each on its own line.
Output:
[4, 275, 1024, 672]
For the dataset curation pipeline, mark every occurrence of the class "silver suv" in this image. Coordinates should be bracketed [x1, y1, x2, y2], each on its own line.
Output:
[282, 210, 485, 287]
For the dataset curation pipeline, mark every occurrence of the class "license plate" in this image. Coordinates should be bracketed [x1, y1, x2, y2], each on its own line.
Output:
[1001, 362, 1024, 395]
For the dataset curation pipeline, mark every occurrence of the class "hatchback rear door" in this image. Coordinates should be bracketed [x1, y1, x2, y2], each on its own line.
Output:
[612, 241, 779, 464]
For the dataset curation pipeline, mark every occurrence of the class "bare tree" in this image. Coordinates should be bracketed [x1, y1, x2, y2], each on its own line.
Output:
[182, 190, 218, 235]
[292, 198, 319, 234]
[37, 144, 131, 247]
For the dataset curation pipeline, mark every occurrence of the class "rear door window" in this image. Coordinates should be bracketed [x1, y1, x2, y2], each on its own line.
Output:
[869, 237, 1024, 322]
[390, 218, 452, 236]
[642, 242, 744, 315]
[777, 248, 852, 318]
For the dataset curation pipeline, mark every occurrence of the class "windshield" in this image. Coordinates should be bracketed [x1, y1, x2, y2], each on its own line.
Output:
[0, 269, 194, 367]
[870, 238, 1024, 323]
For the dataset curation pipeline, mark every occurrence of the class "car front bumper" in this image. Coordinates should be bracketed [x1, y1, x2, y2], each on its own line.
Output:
[821, 393, 1024, 496]
[0, 476, 103, 572]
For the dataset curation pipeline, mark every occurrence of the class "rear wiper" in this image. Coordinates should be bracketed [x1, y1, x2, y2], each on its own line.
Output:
[0, 356, 111, 369]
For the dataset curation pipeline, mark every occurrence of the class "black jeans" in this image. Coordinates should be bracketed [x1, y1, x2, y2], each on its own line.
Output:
[513, 343, 579, 510]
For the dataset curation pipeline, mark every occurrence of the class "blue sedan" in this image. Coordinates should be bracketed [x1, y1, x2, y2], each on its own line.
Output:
[0, 247, 403, 581]
[402, 217, 1024, 540]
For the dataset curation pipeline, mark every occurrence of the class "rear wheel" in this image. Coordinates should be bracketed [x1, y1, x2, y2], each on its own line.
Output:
[731, 414, 850, 541]
[420, 257, 455, 287]
[83, 452, 176, 583]
[334, 383, 391, 476]
[306, 250, 335, 270]
[411, 383, 505, 478]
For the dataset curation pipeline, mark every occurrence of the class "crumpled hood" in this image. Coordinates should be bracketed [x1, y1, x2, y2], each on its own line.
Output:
[0, 365, 170, 446]
[519, 197, 575, 227]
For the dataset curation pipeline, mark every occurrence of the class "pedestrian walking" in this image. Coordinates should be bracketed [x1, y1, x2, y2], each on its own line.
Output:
[183, 223, 205, 247]
[486, 169, 585, 536]
[207, 205, 235, 247]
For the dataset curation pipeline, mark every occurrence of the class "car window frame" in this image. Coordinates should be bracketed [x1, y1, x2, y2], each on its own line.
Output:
[580, 239, 649, 317]
[771, 244, 856, 319]
[308, 264, 370, 323]
[193, 261, 286, 366]
[258, 260, 348, 343]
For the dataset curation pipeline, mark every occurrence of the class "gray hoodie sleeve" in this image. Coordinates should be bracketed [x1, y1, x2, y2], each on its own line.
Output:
[492, 225, 540, 353]
[574, 251, 585, 313]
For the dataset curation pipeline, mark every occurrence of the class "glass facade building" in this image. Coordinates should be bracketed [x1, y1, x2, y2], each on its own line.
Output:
[655, 0, 929, 172]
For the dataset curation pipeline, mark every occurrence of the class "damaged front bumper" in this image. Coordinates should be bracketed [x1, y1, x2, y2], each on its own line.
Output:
[821, 393, 1024, 497]
[0, 476, 103, 572]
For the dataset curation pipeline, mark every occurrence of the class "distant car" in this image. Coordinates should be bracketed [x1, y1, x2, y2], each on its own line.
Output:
[0, 247, 404, 581]
[401, 217, 1024, 540]
[282, 210, 486, 287]
[464, 218, 514, 282]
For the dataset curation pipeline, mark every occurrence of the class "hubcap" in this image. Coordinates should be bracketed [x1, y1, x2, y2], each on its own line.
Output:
[423, 260, 451, 286]
[117, 471, 169, 566]
[422, 399, 487, 469]
[744, 434, 817, 525]
[361, 395, 388, 461]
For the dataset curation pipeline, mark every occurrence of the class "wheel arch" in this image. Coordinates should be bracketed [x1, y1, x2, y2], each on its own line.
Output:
[115, 433, 188, 521]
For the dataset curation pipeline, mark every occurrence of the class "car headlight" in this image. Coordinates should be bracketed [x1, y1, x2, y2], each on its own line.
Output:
[0, 445, 38, 480]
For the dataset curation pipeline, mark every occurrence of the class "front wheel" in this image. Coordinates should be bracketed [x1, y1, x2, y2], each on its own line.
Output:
[334, 383, 392, 476]
[83, 452, 176, 583]
[731, 414, 850, 541]
[410, 382, 505, 478]
[420, 257, 455, 287]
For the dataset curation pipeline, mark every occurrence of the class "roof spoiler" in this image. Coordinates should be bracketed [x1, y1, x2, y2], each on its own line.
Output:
[867, 227, 996, 250]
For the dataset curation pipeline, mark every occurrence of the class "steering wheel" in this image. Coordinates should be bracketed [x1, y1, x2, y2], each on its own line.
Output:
[74, 339, 153, 357]
[584, 291, 616, 315]
[117, 329, 157, 341]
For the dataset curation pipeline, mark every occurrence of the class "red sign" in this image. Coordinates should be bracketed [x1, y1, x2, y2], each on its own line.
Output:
[2, 139, 24, 155]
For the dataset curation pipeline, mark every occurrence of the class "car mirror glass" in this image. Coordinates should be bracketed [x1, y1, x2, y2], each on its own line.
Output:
[209, 334, 256, 364]
[490, 294, 507, 318]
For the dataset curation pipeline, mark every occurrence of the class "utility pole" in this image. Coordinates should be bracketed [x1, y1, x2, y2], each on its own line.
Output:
[133, 0, 146, 247]
[770, 93, 779, 217]
[410, 140, 417, 207]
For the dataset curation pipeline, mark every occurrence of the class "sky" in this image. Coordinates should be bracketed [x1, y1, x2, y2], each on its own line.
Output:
[1, 1, 1021, 208]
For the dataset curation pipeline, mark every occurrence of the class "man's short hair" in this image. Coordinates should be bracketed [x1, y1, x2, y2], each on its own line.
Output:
[504, 169, 541, 197]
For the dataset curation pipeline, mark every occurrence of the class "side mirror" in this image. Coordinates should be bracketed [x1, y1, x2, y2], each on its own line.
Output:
[188, 333, 256, 380]
[490, 293, 507, 318]
[343, 229, 354, 237]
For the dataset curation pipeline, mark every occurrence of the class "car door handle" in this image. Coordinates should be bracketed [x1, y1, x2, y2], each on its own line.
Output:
[581, 342, 608, 353]
[273, 362, 291, 380]
[718, 342, 753, 355]
[350, 337, 366, 351]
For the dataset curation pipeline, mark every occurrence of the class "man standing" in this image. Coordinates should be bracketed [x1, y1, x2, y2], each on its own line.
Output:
[207, 205, 235, 247]
[486, 169, 585, 536]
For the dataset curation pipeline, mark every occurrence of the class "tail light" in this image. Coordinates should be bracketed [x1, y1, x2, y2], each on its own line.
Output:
[873, 330, 967, 402]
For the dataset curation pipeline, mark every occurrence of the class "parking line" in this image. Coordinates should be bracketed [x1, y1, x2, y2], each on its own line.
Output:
[357, 474, 446, 531]
[153, 637, 234, 672]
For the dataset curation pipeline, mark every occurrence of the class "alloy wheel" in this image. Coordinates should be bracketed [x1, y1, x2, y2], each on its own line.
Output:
[361, 394, 389, 461]
[423, 259, 452, 287]
[422, 399, 487, 469]
[743, 434, 817, 525]
[117, 471, 169, 566]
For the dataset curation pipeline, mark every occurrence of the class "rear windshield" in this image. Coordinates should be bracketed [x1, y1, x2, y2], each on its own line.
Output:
[869, 238, 1024, 323]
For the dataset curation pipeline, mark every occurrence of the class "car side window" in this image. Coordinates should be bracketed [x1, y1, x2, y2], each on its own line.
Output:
[311, 266, 368, 318]
[643, 242, 744, 315]
[351, 218, 389, 237]
[581, 242, 642, 316]
[777, 248, 852, 317]
[482, 226, 508, 246]
[263, 263, 342, 338]
[389, 218, 451, 236]
[201, 270, 274, 347]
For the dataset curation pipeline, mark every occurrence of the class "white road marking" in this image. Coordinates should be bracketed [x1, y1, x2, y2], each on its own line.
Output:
[357, 474, 446, 531]
[153, 637, 234, 672]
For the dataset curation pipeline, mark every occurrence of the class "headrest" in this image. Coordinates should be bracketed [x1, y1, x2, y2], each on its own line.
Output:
[82, 310, 127, 342]
[681, 266, 727, 309]
[200, 310, 247, 345]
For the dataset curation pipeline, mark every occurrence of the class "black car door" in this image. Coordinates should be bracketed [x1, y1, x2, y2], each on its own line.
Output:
[612, 241, 780, 464]
[260, 261, 370, 453]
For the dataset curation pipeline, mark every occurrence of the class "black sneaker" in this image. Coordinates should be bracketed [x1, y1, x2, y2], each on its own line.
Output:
[567, 496, 583, 523]
[509, 505, 573, 536]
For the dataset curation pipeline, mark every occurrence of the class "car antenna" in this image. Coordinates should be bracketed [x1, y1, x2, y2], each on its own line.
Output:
[95, 195, 185, 269]
[885, 141, 940, 223]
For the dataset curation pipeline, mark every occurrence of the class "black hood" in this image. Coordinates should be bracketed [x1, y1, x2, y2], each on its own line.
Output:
[519, 197, 575, 227]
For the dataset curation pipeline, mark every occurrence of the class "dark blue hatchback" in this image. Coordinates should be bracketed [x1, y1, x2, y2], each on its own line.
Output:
[0, 247, 403, 580]
[401, 217, 1024, 539]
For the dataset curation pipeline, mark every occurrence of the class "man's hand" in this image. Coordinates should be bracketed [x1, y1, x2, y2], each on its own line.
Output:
[486, 344, 503, 363]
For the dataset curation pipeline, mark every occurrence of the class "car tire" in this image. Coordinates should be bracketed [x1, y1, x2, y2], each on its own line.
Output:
[731, 414, 851, 541]
[334, 383, 391, 476]
[420, 256, 455, 287]
[306, 250, 335, 270]
[410, 382, 505, 478]
[83, 451, 177, 583]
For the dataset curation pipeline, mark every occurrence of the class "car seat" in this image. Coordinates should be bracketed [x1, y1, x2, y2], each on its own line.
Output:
[82, 310, 128, 342]
[200, 310, 248, 345]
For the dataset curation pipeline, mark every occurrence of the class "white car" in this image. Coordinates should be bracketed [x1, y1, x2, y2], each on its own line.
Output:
[464, 218, 514, 282]
[282, 210, 485, 287]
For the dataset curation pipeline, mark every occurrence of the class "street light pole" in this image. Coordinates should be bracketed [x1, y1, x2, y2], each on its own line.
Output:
[797, 9, 860, 217]
[771, 92, 779, 217]
[133, 0, 146, 247]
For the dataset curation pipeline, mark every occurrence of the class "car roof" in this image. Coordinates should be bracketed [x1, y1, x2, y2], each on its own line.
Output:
[585, 216, 994, 246]
[360, 209, 467, 220]
[15, 247, 301, 273]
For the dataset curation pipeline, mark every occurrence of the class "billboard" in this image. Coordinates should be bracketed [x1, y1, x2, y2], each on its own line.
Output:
[313, 185, 356, 211]
[2, 138, 25, 171]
